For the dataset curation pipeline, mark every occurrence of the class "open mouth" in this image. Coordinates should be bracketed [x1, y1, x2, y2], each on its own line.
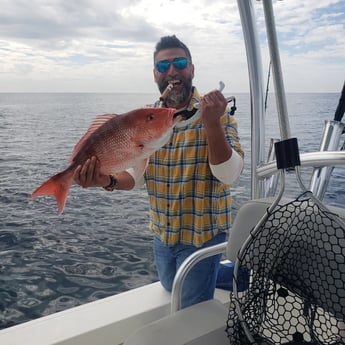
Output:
[168, 80, 182, 87]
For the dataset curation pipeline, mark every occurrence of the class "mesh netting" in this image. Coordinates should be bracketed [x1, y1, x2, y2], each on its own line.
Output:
[226, 195, 345, 345]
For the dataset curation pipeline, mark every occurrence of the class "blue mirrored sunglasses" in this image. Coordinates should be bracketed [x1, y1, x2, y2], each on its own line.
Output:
[155, 57, 189, 73]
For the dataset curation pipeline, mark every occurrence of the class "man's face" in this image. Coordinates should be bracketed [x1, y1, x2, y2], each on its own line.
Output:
[153, 48, 194, 108]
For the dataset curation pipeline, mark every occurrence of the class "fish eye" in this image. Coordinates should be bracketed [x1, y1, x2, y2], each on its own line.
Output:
[147, 113, 155, 121]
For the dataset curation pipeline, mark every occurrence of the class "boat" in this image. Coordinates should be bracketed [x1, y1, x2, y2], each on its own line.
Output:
[1, 1, 344, 344]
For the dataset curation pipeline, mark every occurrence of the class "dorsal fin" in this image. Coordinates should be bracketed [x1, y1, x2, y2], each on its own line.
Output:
[69, 114, 117, 163]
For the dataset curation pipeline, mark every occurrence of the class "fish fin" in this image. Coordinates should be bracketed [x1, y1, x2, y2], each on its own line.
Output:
[124, 159, 149, 180]
[134, 159, 149, 178]
[31, 168, 74, 214]
[69, 114, 118, 163]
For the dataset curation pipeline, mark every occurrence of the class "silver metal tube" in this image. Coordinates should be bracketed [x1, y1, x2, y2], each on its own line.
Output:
[256, 151, 345, 179]
[170, 242, 227, 313]
[237, 0, 266, 199]
[264, 138, 280, 196]
[309, 120, 345, 199]
[262, 0, 291, 140]
[318, 121, 345, 152]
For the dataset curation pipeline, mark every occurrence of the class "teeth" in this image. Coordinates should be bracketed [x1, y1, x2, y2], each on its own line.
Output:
[168, 80, 181, 85]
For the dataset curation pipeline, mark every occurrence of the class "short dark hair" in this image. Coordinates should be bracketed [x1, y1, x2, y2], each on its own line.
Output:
[153, 35, 192, 62]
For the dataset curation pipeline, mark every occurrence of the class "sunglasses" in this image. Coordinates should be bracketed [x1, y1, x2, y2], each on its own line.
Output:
[155, 57, 189, 73]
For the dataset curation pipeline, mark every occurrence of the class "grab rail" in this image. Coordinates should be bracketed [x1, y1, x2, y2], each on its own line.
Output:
[170, 242, 227, 313]
[256, 151, 345, 179]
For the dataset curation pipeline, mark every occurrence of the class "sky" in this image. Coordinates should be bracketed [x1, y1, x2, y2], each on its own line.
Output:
[0, 0, 344, 93]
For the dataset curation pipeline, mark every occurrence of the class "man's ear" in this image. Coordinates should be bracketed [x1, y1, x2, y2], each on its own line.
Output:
[153, 68, 159, 83]
[190, 63, 195, 79]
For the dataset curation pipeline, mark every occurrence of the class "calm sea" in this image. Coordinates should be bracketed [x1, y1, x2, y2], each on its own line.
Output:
[0, 92, 344, 329]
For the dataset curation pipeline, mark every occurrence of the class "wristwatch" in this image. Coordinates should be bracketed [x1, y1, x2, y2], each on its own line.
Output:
[103, 175, 118, 192]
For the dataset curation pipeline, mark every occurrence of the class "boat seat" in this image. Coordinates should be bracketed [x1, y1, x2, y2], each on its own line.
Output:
[124, 198, 345, 345]
[226, 197, 275, 262]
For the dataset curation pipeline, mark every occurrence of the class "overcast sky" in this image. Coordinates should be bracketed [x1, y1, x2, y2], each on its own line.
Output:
[0, 0, 344, 93]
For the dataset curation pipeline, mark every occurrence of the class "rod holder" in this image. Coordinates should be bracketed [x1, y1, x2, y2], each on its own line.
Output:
[275, 138, 301, 170]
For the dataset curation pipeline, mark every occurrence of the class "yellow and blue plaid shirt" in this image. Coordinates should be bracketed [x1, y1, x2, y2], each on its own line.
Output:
[145, 87, 244, 247]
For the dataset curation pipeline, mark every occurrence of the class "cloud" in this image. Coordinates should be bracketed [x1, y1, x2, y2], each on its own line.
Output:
[1, 0, 153, 41]
[0, 0, 344, 93]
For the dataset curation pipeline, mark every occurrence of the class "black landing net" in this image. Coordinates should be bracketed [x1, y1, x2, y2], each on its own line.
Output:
[226, 138, 345, 345]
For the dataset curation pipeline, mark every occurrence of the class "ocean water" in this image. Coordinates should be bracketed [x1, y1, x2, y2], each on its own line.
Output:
[0, 92, 344, 329]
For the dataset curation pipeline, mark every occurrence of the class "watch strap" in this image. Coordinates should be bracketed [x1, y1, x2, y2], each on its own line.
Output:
[103, 175, 118, 191]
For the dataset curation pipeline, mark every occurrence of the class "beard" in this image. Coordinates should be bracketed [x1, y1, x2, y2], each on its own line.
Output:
[157, 76, 193, 108]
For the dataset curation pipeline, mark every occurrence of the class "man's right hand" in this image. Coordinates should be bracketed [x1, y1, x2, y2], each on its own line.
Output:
[73, 156, 110, 188]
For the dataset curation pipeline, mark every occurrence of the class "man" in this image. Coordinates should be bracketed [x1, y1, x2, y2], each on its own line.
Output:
[74, 35, 244, 308]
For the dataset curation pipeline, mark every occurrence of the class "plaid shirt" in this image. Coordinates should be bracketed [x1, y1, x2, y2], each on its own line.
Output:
[145, 87, 244, 247]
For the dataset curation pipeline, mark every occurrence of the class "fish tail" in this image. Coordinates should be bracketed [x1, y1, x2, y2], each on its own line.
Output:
[31, 168, 74, 214]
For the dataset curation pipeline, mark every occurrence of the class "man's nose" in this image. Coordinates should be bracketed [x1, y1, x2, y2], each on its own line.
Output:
[167, 63, 178, 74]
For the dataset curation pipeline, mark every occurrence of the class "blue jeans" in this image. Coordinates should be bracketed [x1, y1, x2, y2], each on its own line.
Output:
[153, 232, 226, 308]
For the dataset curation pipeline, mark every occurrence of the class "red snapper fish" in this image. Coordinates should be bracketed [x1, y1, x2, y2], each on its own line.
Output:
[31, 107, 178, 214]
